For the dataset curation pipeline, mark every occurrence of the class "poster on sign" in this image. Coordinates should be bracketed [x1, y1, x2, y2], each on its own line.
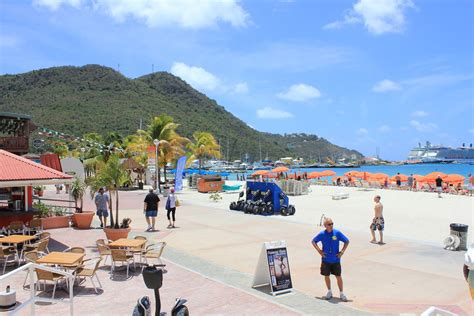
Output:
[252, 240, 293, 296]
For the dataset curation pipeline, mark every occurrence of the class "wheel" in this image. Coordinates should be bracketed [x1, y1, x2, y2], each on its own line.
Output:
[244, 203, 252, 213]
[229, 202, 236, 210]
[257, 205, 265, 215]
[280, 206, 289, 216]
[266, 204, 274, 215]
[236, 202, 244, 211]
[288, 205, 296, 215]
[252, 205, 259, 215]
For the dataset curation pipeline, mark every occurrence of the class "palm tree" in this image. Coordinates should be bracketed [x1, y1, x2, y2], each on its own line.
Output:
[70, 178, 86, 213]
[187, 131, 221, 173]
[147, 115, 187, 189]
[90, 155, 129, 228]
[124, 129, 151, 184]
[158, 135, 189, 182]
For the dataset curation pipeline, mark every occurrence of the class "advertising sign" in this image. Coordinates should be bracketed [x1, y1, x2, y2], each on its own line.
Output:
[174, 156, 186, 191]
[252, 240, 293, 296]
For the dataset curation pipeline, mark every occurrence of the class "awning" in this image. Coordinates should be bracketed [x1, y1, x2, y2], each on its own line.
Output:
[0, 149, 73, 188]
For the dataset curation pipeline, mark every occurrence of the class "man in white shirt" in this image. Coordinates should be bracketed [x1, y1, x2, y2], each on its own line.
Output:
[166, 187, 177, 228]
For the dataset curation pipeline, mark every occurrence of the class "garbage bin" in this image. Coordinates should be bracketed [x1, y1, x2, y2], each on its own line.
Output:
[450, 223, 469, 251]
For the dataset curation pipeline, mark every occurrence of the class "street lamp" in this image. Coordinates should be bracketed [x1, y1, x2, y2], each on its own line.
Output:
[153, 139, 160, 193]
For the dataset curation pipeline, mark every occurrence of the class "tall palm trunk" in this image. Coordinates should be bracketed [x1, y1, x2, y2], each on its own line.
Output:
[109, 189, 114, 228]
[114, 185, 120, 229]
[164, 162, 168, 182]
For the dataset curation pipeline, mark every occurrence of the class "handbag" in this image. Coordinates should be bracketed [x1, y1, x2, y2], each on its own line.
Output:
[165, 198, 170, 210]
[175, 198, 180, 207]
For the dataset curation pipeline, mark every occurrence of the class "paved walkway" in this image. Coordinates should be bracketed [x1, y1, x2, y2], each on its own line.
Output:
[30, 187, 473, 315]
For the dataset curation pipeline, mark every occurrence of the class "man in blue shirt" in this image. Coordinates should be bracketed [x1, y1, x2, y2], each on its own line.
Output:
[312, 217, 350, 302]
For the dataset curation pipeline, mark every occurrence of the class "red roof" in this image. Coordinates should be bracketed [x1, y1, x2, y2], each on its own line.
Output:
[0, 149, 73, 182]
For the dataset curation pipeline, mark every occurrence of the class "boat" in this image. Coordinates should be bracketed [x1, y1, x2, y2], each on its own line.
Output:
[407, 141, 474, 163]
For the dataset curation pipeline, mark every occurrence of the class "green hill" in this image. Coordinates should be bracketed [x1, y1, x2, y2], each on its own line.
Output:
[0, 65, 362, 161]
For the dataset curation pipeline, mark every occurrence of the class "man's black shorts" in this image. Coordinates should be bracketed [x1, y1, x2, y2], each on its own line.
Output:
[320, 262, 342, 276]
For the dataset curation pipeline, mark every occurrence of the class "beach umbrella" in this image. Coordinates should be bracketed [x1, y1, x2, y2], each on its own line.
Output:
[319, 170, 336, 177]
[252, 170, 269, 176]
[272, 166, 289, 173]
[444, 174, 465, 184]
[370, 173, 389, 180]
[423, 172, 447, 182]
[390, 174, 408, 182]
[344, 171, 358, 177]
[266, 172, 278, 178]
[308, 171, 321, 179]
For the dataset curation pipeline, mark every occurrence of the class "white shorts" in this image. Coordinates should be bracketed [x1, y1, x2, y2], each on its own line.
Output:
[468, 183, 473, 190]
[436, 187, 442, 193]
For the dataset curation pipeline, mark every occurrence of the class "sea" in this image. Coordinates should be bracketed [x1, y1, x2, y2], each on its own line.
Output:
[229, 163, 474, 181]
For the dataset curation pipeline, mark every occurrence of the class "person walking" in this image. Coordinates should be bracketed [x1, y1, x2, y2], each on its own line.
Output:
[395, 172, 401, 189]
[311, 218, 350, 302]
[435, 175, 443, 198]
[166, 187, 177, 228]
[407, 174, 414, 191]
[468, 174, 474, 196]
[143, 188, 160, 231]
[370, 195, 384, 244]
[94, 187, 109, 228]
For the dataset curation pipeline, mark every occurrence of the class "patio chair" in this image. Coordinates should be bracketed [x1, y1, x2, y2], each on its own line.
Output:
[96, 240, 111, 265]
[35, 268, 67, 299]
[7, 221, 24, 235]
[23, 238, 49, 258]
[74, 257, 102, 294]
[142, 242, 167, 270]
[131, 236, 147, 263]
[28, 218, 43, 235]
[0, 246, 19, 274]
[63, 247, 86, 254]
[111, 249, 135, 278]
[23, 251, 44, 287]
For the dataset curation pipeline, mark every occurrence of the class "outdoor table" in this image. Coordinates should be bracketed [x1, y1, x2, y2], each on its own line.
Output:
[0, 235, 36, 244]
[36, 252, 84, 266]
[109, 238, 146, 248]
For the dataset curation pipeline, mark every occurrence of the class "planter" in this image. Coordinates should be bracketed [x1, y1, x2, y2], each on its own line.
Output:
[104, 227, 131, 241]
[41, 216, 70, 229]
[72, 212, 95, 229]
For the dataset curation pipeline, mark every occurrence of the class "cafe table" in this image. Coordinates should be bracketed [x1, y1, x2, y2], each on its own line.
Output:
[108, 238, 146, 249]
[36, 252, 84, 267]
[0, 235, 37, 263]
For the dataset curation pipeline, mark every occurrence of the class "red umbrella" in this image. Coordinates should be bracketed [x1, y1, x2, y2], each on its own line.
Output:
[252, 170, 269, 176]
[272, 166, 289, 173]
[319, 170, 336, 177]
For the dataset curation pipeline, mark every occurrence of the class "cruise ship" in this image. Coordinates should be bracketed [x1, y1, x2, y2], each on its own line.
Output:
[407, 142, 474, 163]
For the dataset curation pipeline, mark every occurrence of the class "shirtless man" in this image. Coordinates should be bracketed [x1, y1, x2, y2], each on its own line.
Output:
[370, 195, 384, 244]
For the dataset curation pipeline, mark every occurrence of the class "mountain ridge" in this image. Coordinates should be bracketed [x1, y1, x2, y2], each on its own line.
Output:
[0, 64, 363, 161]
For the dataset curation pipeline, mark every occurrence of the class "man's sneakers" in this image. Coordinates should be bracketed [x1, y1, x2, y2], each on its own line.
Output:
[324, 290, 332, 300]
[323, 290, 348, 302]
[340, 293, 348, 302]
[146, 226, 152, 232]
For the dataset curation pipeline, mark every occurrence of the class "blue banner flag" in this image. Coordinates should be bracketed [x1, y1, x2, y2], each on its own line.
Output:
[174, 156, 186, 191]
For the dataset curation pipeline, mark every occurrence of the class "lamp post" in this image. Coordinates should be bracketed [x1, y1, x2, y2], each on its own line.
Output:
[153, 139, 160, 193]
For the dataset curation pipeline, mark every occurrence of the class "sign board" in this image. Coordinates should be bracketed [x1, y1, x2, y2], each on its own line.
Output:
[252, 240, 293, 296]
[32, 139, 44, 149]
[174, 156, 186, 191]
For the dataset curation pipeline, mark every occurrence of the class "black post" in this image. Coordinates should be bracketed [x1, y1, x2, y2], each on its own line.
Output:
[154, 288, 161, 316]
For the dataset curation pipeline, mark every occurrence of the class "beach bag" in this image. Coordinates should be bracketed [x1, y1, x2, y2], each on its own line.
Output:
[175, 197, 180, 207]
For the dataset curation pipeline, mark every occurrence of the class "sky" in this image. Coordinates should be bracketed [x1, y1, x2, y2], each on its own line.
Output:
[0, 0, 473, 160]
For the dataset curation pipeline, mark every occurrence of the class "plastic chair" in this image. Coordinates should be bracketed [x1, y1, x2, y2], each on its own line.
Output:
[22, 251, 44, 287]
[74, 257, 102, 294]
[131, 236, 147, 263]
[28, 218, 43, 235]
[0, 246, 19, 274]
[96, 240, 111, 265]
[111, 249, 135, 278]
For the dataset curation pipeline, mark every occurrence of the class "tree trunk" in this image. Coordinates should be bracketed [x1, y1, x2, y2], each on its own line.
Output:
[114, 185, 119, 229]
[109, 189, 114, 228]
[164, 163, 167, 182]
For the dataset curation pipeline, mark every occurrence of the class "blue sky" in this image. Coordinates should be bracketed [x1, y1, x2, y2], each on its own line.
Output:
[1, 0, 473, 160]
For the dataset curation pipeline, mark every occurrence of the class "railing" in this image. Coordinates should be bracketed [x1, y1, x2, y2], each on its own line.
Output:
[0, 263, 74, 315]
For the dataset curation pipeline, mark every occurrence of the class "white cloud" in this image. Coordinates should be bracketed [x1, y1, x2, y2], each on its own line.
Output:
[357, 128, 369, 136]
[33, 0, 83, 10]
[378, 125, 391, 133]
[410, 120, 438, 132]
[411, 110, 429, 118]
[34, 0, 249, 29]
[277, 84, 321, 102]
[232, 82, 248, 94]
[171, 62, 219, 91]
[324, 0, 414, 35]
[372, 79, 401, 92]
[256, 107, 293, 119]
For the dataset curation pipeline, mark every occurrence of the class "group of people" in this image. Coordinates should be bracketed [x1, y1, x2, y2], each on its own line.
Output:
[94, 187, 179, 231]
[311, 195, 384, 302]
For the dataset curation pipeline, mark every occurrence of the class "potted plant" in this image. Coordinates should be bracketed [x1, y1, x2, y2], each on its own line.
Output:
[91, 155, 130, 240]
[33, 185, 45, 197]
[209, 192, 222, 203]
[70, 178, 94, 229]
[35, 203, 70, 229]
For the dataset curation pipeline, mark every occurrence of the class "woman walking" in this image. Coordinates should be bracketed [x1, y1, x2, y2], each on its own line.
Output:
[166, 187, 177, 228]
